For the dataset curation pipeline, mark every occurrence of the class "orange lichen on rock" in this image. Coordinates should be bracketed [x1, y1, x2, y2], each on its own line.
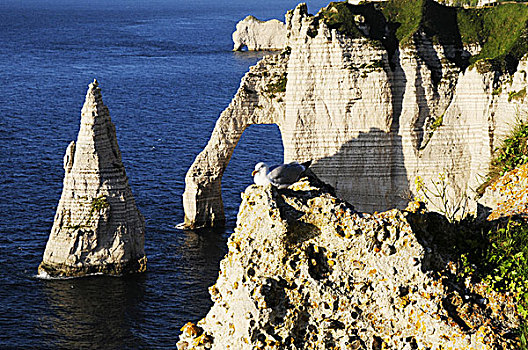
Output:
[486, 163, 528, 220]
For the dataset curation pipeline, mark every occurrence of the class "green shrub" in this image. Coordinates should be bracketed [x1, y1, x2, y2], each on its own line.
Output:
[477, 117, 528, 194]
[410, 213, 528, 346]
[491, 119, 528, 176]
[467, 219, 528, 348]
[509, 87, 527, 102]
[319, 2, 364, 39]
[266, 73, 288, 94]
[483, 221, 528, 301]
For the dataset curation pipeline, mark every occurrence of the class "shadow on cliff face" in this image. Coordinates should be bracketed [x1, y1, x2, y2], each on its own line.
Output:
[419, 0, 469, 74]
[312, 127, 409, 213]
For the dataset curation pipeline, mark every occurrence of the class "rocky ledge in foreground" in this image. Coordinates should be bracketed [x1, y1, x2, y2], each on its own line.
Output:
[39, 80, 146, 278]
[177, 174, 520, 349]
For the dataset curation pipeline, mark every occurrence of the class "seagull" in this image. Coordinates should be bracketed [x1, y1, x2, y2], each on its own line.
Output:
[252, 161, 311, 189]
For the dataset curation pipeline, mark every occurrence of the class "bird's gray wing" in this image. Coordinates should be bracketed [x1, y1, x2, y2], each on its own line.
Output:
[267, 163, 306, 188]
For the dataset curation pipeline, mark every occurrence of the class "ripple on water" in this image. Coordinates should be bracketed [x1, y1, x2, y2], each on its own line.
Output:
[0, 0, 332, 348]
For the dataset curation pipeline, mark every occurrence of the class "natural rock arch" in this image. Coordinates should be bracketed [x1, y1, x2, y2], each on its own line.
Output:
[182, 53, 288, 228]
[183, 2, 528, 229]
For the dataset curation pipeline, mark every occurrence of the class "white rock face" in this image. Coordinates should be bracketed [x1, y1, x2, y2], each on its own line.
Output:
[177, 176, 520, 349]
[233, 15, 287, 51]
[39, 80, 146, 278]
[183, 3, 528, 228]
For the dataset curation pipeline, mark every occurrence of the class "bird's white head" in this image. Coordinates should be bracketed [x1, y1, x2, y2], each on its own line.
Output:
[252, 162, 268, 176]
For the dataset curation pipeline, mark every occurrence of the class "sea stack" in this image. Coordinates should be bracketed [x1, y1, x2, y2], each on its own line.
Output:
[38, 80, 146, 278]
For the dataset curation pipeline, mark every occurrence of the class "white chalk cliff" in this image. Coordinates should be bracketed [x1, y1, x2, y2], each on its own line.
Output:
[39, 80, 146, 277]
[233, 15, 287, 51]
[183, 1, 528, 228]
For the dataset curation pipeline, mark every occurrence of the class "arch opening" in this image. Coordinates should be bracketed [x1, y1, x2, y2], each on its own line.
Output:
[222, 124, 284, 228]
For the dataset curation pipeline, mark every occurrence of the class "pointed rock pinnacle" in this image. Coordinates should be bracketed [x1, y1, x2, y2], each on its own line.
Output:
[39, 81, 146, 278]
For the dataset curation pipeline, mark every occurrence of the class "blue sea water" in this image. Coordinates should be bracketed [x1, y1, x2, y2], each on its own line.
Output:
[0, 0, 329, 348]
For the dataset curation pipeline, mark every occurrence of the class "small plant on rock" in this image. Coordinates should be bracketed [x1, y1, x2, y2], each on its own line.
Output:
[414, 172, 469, 223]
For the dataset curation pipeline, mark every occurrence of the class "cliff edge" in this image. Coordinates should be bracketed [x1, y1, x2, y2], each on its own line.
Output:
[183, 0, 528, 229]
[177, 174, 521, 349]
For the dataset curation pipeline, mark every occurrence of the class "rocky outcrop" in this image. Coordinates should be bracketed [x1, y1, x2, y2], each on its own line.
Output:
[39, 80, 146, 278]
[233, 15, 287, 51]
[183, 0, 528, 228]
[177, 175, 520, 349]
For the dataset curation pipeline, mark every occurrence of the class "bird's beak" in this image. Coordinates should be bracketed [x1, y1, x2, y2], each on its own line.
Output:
[251, 170, 257, 176]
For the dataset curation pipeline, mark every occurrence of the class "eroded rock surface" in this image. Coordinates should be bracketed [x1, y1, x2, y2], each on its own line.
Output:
[233, 15, 287, 51]
[39, 80, 146, 278]
[177, 175, 520, 349]
[184, 1, 528, 228]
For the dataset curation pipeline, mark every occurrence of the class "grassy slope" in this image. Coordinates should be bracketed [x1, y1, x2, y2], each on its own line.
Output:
[318, 0, 528, 73]
[458, 4, 528, 71]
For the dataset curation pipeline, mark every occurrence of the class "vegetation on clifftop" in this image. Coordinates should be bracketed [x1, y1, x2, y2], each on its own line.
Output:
[318, 0, 528, 73]
[458, 4, 528, 72]
[319, 2, 366, 39]
[459, 219, 528, 348]
[409, 209, 528, 348]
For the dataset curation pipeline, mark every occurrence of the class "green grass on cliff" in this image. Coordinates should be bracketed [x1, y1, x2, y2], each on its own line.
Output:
[319, 2, 365, 39]
[466, 220, 528, 347]
[318, 2, 390, 42]
[492, 119, 528, 175]
[410, 213, 528, 347]
[457, 4, 528, 72]
[317, 0, 528, 73]
[381, 0, 424, 44]
[463, 220, 528, 348]
[477, 118, 528, 194]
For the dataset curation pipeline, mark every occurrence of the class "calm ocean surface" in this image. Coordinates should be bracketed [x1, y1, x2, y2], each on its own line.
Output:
[0, 0, 329, 348]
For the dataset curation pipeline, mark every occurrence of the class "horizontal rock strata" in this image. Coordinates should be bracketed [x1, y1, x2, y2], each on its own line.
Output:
[184, 0, 528, 228]
[177, 175, 520, 349]
[233, 15, 287, 51]
[39, 80, 146, 278]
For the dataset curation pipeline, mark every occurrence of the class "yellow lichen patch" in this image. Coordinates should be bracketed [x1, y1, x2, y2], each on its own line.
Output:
[397, 295, 410, 309]
[487, 163, 528, 220]
[228, 323, 235, 336]
[289, 178, 319, 191]
[181, 322, 203, 338]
